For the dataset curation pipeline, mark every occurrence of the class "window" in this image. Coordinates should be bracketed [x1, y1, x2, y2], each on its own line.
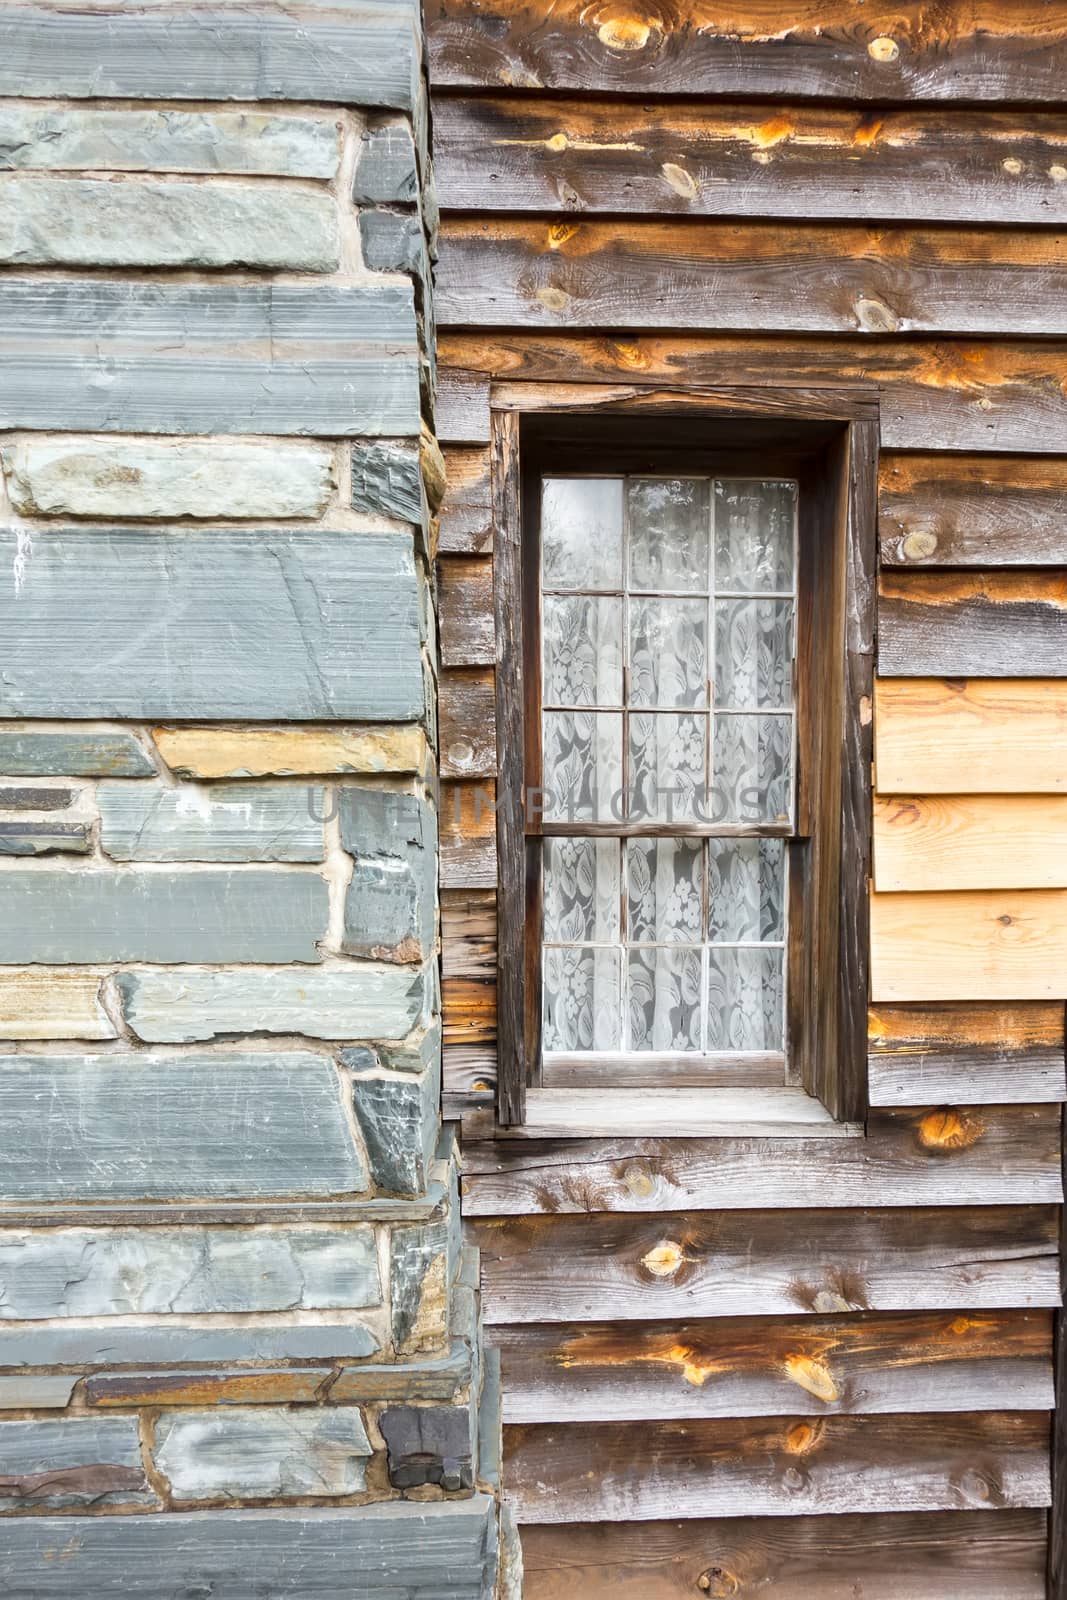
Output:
[492, 394, 876, 1128]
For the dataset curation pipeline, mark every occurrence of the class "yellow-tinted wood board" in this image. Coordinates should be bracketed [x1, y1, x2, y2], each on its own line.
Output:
[874, 794, 1067, 891]
[875, 678, 1067, 794]
[871, 889, 1067, 1001]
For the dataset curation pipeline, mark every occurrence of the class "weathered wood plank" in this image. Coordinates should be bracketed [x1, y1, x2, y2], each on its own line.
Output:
[465, 1087, 858, 1143]
[440, 668, 496, 778]
[461, 1106, 1061, 1214]
[503, 1411, 1051, 1523]
[438, 555, 495, 667]
[436, 221, 1067, 336]
[517, 1511, 1048, 1600]
[874, 794, 1067, 891]
[868, 1003, 1066, 1105]
[435, 99, 1067, 225]
[440, 447, 493, 553]
[472, 1206, 1060, 1322]
[427, 0, 1067, 102]
[878, 572, 1067, 677]
[875, 678, 1067, 793]
[492, 1309, 1054, 1423]
[437, 369, 491, 445]
[871, 889, 1067, 1001]
[440, 780, 498, 889]
[880, 455, 1067, 567]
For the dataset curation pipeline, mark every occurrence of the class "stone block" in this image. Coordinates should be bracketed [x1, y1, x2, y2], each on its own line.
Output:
[391, 1220, 450, 1355]
[351, 1058, 441, 1196]
[0, 819, 90, 854]
[117, 964, 430, 1044]
[0, 970, 114, 1040]
[0, 726, 153, 776]
[0, 1377, 75, 1410]
[98, 781, 324, 862]
[0, 529, 423, 720]
[84, 1369, 332, 1408]
[153, 1409, 372, 1501]
[0, 177, 339, 269]
[0, 869, 328, 963]
[351, 439, 424, 522]
[380, 1404, 474, 1491]
[0, 1324, 379, 1370]
[0, 785, 73, 809]
[341, 787, 436, 963]
[0, 1053, 367, 1201]
[353, 120, 419, 204]
[372, 1021, 440, 1077]
[0, 1417, 156, 1510]
[0, 1225, 381, 1319]
[155, 724, 428, 780]
[0, 279, 420, 437]
[3, 438, 334, 519]
[0, 105, 342, 176]
[361, 208, 431, 304]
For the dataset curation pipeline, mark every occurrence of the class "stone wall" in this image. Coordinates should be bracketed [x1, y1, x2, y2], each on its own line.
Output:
[0, 5, 506, 1594]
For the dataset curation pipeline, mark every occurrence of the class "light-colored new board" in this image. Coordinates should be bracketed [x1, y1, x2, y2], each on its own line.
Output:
[874, 679, 1067, 794]
[874, 794, 1067, 891]
[871, 889, 1067, 1001]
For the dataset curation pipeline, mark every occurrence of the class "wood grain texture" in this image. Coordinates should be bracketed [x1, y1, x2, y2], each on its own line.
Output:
[868, 1003, 1066, 1105]
[880, 455, 1067, 567]
[878, 571, 1067, 677]
[437, 554, 495, 667]
[517, 1511, 1048, 1600]
[472, 1205, 1060, 1322]
[871, 888, 1067, 1001]
[439, 668, 496, 778]
[465, 1087, 858, 1142]
[437, 369, 492, 445]
[435, 99, 1067, 225]
[460, 1106, 1062, 1214]
[874, 679, 1067, 793]
[427, 0, 1067, 102]
[492, 1309, 1053, 1422]
[439, 447, 493, 552]
[436, 220, 1067, 336]
[503, 1411, 1051, 1523]
[874, 794, 1067, 891]
[440, 781, 498, 889]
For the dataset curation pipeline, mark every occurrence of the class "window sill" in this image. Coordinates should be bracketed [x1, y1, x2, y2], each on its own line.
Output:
[466, 1086, 863, 1141]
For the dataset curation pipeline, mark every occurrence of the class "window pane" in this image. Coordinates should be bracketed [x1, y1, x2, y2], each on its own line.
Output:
[706, 946, 784, 1051]
[544, 595, 623, 706]
[544, 838, 620, 943]
[629, 712, 707, 822]
[714, 479, 796, 592]
[543, 711, 623, 822]
[713, 714, 792, 826]
[629, 596, 708, 709]
[542, 478, 624, 591]
[628, 946, 703, 1052]
[544, 946, 622, 1051]
[714, 598, 793, 709]
[628, 478, 709, 592]
[708, 838, 785, 941]
[627, 838, 704, 943]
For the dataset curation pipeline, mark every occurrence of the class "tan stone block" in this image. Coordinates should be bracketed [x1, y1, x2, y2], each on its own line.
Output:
[154, 726, 428, 780]
[0, 971, 114, 1040]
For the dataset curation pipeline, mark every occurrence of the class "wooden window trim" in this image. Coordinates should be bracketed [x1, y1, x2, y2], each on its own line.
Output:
[492, 385, 877, 1127]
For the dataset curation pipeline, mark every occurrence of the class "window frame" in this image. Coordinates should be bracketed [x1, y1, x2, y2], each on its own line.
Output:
[491, 386, 877, 1128]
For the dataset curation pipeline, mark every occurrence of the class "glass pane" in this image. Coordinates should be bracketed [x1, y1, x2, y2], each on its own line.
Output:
[543, 711, 622, 822]
[706, 946, 784, 1051]
[629, 712, 707, 823]
[708, 838, 786, 941]
[628, 946, 703, 1052]
[542, 478, 624, 591]
[714, 599, 793, 709]
[544, 838, 620, 943]
[627, 838, 704, 943]
[714, 479, 796, 592]
[544, 946, 622, 1052]
[629, 597, 708, 709]
[543, 595, 623, 707]
[713, 714, 792, 826]
[628, 478, 710, 593]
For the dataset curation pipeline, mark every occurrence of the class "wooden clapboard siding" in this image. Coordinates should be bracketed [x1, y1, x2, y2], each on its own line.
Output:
[871, 889, 1067, 1001]
[492, 1310, 1054, 1423]
[868, 1004, 1067, 1106]
[879, 455, 1067, 567]
[874, 794, 1067, 891]
[438, 553, 495, 666]
[518, 1511, 1049, 1600]
[878, 571, 1067, 676]
[435, 100, 1067, 226]
[440, 781, 497, 888]
[439, 666, 496, 778]
[874, 679, 1067, 793]
[472, 1207, 1060, 1324]
[442, 886, 497, 1109]
[438, 446, 493, 553]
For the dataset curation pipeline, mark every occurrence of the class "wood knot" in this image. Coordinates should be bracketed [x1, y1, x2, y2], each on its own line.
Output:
[1002, 157, 1024, 175]
[614, 341, 650, 369]
[623, 1164, 655, 1199]
[784, 1421, 824, 1455]
[534, 286, 571, 313]
[546, 221, 579, 249]
[698, 1567, 739, 1597]
[854, 296, 899, 334]
[868, 35, 899, 61]
[661, 161, 698, 200]
[917, 1108, 983, 1152]
[594, 12, 654, 51]
[447, 739, 474, 769]
[1051, 165, 1067, 183]
[902, 529, 939, 561]
[546, 132, 569, 152]
[642, 1239, 684, 1276]
[783, 1353, 839, 1404]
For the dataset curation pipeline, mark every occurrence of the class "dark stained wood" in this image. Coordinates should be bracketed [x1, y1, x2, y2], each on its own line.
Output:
[436, 220, 1067, 336]
[880, 455, 1067, 567]
[439, 446, 493, 553]
[878, 570, 1067, 677]
[439, 667, 497, 778]
[435, 99, 1067, 226]
[437, 553, 495, 667]
[440, 779, 498, 888]
[869, 1003, 1067, 1105]
[518, 1510, 1048, 1599]
[503, 1410, 1051, 1523]
[427, 0, 1067, 103]
[472, 1205, 1061, 1322]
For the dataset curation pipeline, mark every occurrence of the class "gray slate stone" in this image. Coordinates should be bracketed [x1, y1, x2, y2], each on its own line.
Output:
[0, 1225, 380, 1319]
[117, 963, 430, 1043]
[0, 869, 328, 963]
[391, 1220, 450, 1355]
[0, 529, 423, 720]
[0, 1499, 500, 1599]
[0, 819, 89, 854]
[154, 1408, 372, 1500]
[373, 1020, 440, 1077]
[0, 279, 419, 437]
[0, 1417, 156, 1509]
[0, 1324, 379, 1370]
[351, 439, 423, 522]
[380, 1404, 474, 1491]
[0, 1377, 75, 1410]
[351, 1058, 441, 1197]
[99, 781, 325, 862]
[0, 106, 342, 176]
[0, 177, 339, 269]
[0, 727, 153, 776]
[361, 208, 432, 311]
[0, 785, 73, 809]
[0, 1053, 367, 1201]
[342, 787, 436, 962]
[353, 120, 419, 203]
